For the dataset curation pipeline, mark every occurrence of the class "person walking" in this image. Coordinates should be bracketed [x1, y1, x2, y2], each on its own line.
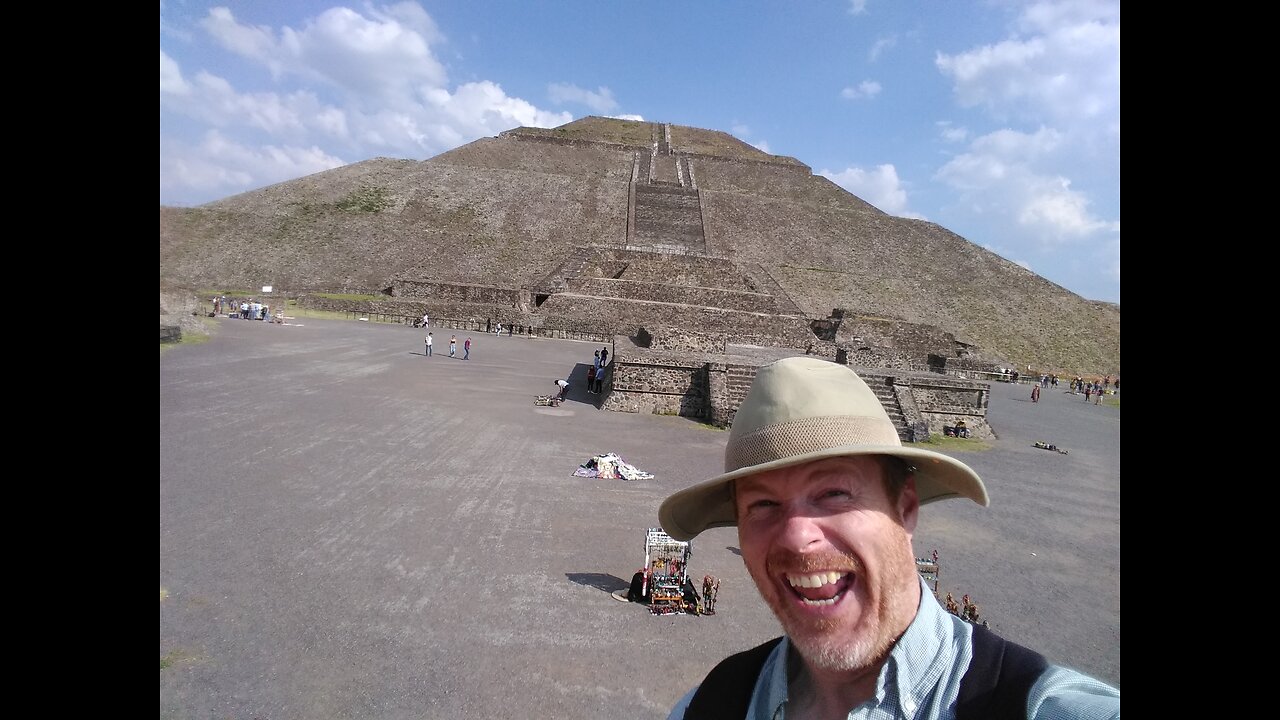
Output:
[464, 337, 471, 360]
[1031, 384, 1041, 403]
[601, 346, 609, 366]
[425, 332, 433, 357]
[657, 357, 1119, 719]
[449, 335, 457, 358]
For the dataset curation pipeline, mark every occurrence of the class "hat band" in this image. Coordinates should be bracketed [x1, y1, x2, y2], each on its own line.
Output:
[725, 415, 901, 473]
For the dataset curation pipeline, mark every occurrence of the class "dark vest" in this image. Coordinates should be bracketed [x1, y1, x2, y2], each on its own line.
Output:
[683, 624, 1047, 719]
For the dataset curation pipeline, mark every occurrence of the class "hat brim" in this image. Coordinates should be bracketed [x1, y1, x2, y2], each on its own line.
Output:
[658, 444, 989, 542]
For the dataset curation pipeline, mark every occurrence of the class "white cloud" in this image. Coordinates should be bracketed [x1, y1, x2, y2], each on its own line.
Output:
[751, 140, 771, 154]
[608, 114, 645, 122]
[820, 164, 921, 218]
[1016, 176, 1111, 237]
[201, 7, 277, 66]
[869, 35, 897, 62]
[841, 80, 882, 100]
[936, 121, 968, 143]
[161, 4, 574, 204]
[935, 127, 1112, 242]
[731, 124, 750, 137]
[160, 131, 345, 204]
[446, 81, 571, 134]
[848, 0, 868, 15]
[160, 49, 189, 95]
[202, 5, 447, 107]
[935, 0, 1119, 130]
[547, 83, 619, 113]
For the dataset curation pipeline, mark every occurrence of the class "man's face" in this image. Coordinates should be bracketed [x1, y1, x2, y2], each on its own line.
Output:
[735, 456, 920, 673]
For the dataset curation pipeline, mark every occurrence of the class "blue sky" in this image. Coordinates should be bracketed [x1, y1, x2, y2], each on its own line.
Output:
[160, 0, 1120, 303]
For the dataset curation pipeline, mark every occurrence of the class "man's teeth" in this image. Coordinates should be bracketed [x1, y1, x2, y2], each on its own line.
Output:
[787, 571, 844, 588]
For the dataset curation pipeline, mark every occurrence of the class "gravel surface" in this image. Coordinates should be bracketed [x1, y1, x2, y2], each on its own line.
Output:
[160, 317, 1119, 719]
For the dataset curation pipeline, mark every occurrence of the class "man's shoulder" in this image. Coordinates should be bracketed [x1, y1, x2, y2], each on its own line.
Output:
[1026, 665, 1120, 720]
[679, 637, 783, 719]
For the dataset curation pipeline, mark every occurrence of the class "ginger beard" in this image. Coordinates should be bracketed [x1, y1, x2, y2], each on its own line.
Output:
[747, 519, 919, 672]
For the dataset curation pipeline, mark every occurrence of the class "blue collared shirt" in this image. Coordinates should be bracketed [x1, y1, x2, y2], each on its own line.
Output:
[668, 577, 1118, 719]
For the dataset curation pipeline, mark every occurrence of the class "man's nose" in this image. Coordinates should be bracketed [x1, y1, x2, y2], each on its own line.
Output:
[775, 505, 825, 550]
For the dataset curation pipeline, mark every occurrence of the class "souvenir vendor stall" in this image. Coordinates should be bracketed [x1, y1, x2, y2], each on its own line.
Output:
[643, 528, 691, 615]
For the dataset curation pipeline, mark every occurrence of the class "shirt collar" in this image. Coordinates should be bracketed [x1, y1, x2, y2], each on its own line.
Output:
[755, 576, 959, 719]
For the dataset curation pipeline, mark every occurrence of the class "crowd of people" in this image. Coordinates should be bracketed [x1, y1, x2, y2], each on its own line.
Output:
[212, 296, 280, 323]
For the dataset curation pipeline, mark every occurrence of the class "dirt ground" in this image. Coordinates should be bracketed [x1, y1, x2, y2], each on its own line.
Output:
[160, 316, 1119, 719]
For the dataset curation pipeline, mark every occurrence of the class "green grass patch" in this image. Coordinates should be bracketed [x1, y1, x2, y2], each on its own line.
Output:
[907, 434, 992, 452]
[160, 318, 216, 354]
[312, 292, 379, 302]
[160, 650, 187, 670]
[335, 185, 392, 213]
[288, 307, 352, 321]
[197, 289, 257, 298]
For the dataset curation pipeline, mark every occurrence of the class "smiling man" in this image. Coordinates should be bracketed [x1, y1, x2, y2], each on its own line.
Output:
[659, 357, 1119, 720]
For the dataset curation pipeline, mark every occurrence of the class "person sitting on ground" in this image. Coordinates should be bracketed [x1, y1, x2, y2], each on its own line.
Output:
[955, 419, 970, 438]
[657, 357, 1118, 720]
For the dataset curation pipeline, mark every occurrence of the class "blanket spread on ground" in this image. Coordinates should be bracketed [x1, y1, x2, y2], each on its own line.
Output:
[573, 453, 655, 480]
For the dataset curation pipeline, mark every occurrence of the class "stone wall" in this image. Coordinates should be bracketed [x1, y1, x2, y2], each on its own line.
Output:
[610, 252, 751, 290]
[604, 351, 711, 418]
[392, 280, 526, 305]
[568, 277, 779, 313]
[645, 328, 727, 353]
[836, 316, 957, 356]
[839, 345, 927, 371]
[534, 294, 808, 339]
[903, 376, 991, 440]
[604, 341, 994, 440]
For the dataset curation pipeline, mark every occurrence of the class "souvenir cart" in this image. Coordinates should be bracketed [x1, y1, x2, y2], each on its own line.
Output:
[644, 528, 692, 615]
[915, 549, 940, 595]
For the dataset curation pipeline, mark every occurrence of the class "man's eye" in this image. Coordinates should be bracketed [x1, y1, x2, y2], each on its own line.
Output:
[746, 499, 779, 511]
[820, 490, 850, 500]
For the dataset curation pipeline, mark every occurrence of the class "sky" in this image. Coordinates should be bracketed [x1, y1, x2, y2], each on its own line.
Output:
[160, 0, 1120, 304]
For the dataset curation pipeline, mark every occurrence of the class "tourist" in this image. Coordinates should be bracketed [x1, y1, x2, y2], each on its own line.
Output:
[658, 357, 1120, 719]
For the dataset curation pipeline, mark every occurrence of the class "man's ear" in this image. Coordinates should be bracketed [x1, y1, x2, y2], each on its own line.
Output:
[899, 475, 920, 535]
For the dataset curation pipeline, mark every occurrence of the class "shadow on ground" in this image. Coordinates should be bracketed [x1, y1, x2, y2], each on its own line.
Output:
[566, 572, 630, 594]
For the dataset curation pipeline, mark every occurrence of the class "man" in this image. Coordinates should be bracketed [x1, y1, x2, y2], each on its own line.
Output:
[464, 337, 471, 360]
[659, 357, 1118, 719]
[425, 332, 433, 357]
[554, 378, 569, 401]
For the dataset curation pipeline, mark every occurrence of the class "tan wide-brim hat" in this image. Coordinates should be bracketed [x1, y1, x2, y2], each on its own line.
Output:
[659, 357, 989, 541]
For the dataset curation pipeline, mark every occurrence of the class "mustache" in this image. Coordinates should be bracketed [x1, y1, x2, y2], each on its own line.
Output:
[765, 548, 862, 575]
